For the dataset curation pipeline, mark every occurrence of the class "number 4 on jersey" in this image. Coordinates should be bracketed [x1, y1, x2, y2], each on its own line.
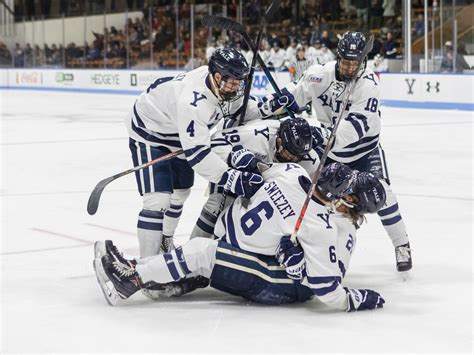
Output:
[186, 120, 195, 137]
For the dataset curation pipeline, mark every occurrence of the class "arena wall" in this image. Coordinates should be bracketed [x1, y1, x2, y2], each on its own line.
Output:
[0, 69, 472, 111]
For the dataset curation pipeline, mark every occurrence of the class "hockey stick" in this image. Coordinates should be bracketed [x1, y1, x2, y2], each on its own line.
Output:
[202, 14, 295, 119]
[87, 149, 184, 215]
[290, 35, 374, 242]
[238, 0, 280, 126]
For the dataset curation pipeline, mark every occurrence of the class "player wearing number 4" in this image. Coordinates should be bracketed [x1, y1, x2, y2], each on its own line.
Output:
[93, 161, 386, 312]
[125, 47, 300, 260]
[288, 31, 412, 272]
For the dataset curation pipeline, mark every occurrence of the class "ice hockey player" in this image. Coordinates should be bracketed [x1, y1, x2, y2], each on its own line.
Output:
[190, 117, 322, 240]
[93, 160, 386, 312]
[125, 47, 300, 259]
[288, 31, 412, 272]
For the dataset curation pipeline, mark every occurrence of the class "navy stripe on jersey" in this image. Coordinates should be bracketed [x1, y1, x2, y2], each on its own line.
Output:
[133, 104, 180, 137]
[188, 148, 211, 167]
[131, 120, 182, 148]
[163, 253, 180, 281]
[378, 203, 399, 217]
[338, 260, 347, 278]
[197, 218, 215, 234]
[332, 140, 379, 159]
[174, 247, 192, 275]
[226, 205, 240, 248]
[381, 215, 402, 226]
[211, 138, 231, 148]
[344, 134, 379, 149]
[306, 276, 342, 296]
[184, 144, 207, 158]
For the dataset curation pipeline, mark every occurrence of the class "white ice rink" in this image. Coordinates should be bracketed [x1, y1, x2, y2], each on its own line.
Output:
[1, 90, 472, 353]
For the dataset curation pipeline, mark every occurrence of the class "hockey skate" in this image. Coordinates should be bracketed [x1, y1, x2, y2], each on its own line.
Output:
[93, 241, 142, 306]
[395, 242, 412, 272]
[160, 235, 175, 253]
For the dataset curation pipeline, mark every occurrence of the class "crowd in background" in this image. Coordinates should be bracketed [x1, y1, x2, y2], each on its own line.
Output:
[4, 0, 472, 72]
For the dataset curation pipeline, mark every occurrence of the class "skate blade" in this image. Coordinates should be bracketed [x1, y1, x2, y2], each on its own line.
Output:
[94, 240, 106, 259]
[93, 257, 122, 306]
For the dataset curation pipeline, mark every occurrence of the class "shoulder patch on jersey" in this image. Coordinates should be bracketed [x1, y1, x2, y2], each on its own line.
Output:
[307, 75, 323, 83]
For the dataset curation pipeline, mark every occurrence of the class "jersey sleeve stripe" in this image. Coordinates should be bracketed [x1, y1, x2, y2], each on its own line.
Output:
[377, 202, 399, 217]
[163, 253, 181, 281]
[174, 247, 192, 275]
[187, 148, 211, 167]
[310, 280, 340, 296]
[344, 134, 379, 149]
[380, 215, 402, 226]
[196, 218, 215, 234]
[130, 120, 182, 147]
[307, 275, 341, 284]
[331, 140, 379, 158]
[225, 205, 240, 249]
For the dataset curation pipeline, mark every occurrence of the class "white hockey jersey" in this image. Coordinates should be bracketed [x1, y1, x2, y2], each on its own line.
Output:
[210, 120, 320, 177]
[213, 163, 348, 310]
[291, 61, 381, 163]
[125, 66, 262, 183]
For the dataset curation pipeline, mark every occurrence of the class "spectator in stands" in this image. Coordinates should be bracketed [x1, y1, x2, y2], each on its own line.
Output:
[280, 0, 293, 26]
[356, 0, 370, 31]
[413, 14, 424, 38]
[382, 31, 397, 58]
[86, 43, 101, 61]
[268, 33, 283, 49]
[319, 30, 333, 49]
[305, 39, 321, 64]
[24, 43, 33, 67]
[285, 39, 298, 66]
[14, 43, 24, 67]
[369, 0, 384, 30]
[319, 43, 336, 64]
[382, 0, 396, 26]
[441, 41, 470, 72]
[0, 42, 12, 66]
[368, 34, 383, 59]
[184, 48, 206, 71]
[268, 43, 287, 71]
[288, 46, 313, 83]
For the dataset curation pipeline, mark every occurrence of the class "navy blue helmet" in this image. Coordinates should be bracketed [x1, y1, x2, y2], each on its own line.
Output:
[316, 162, 355, 201]
[337, 31, 367, 62]
[351, 172, 386, 214]
[336, 31, 368, 82]
[277, 118, 313, 161]
[208, 47, 249, 81]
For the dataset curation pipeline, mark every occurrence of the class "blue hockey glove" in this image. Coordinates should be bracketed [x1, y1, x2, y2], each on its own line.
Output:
[229, 145, 262, 175]
[258, 88, 300, 117]
[344, 287, 385, 312]
[310, 126, 326, 150]
[276, 235, 306, 280]
[219, 168, 263, 198]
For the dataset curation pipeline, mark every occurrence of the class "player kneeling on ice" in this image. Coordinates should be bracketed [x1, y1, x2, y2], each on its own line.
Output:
[126, 46, 300, 258]
[93, 158, 386, 312]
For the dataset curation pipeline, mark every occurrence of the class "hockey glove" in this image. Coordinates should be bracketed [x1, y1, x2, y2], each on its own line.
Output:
[258, 88, 300, 118]
[219, 168, 263, 198]
[344, 287, 385, 312]
[229, 145, 262, 175]
[276, 235, 306, 280]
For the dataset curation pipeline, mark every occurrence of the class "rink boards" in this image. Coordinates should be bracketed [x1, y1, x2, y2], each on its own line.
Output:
[0, 68, 472, 110]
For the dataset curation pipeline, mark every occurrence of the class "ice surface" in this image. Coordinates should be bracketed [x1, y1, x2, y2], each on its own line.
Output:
[1, 90, 472, 353]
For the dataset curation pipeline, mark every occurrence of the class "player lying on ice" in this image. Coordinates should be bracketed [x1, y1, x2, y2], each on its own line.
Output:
[93, 159, 387, 312]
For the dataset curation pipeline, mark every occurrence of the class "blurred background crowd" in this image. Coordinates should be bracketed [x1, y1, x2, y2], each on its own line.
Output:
[0, 0, 472, 72]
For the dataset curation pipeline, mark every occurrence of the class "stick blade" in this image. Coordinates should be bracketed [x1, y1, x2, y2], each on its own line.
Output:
[87, 177, 113, 215]
[201, 15, 244, 33]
